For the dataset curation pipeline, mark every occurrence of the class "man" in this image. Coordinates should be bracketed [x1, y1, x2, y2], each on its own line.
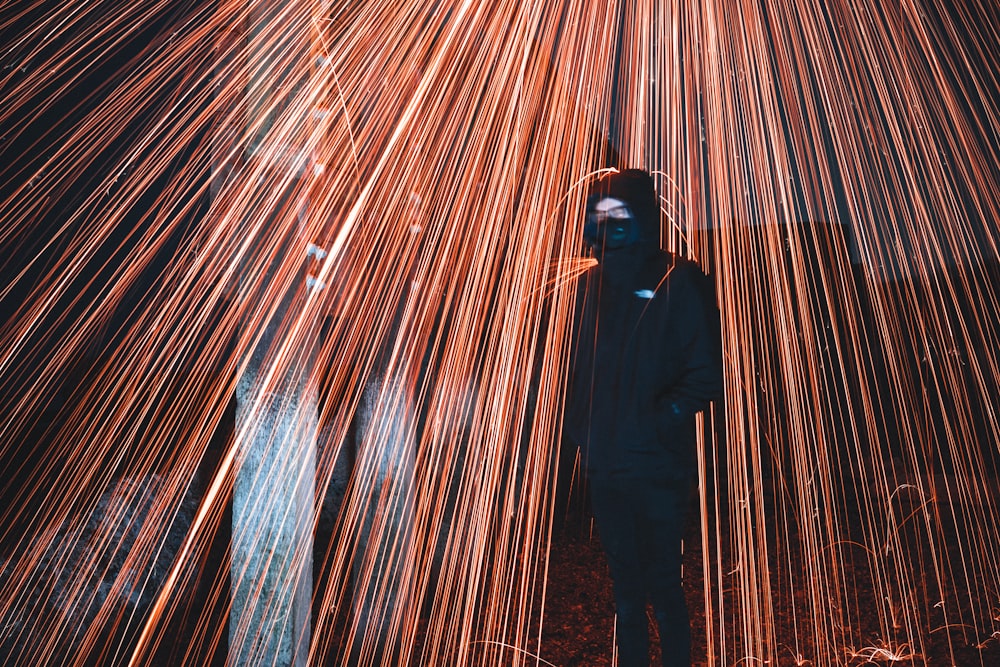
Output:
[564, 168, 723, 666]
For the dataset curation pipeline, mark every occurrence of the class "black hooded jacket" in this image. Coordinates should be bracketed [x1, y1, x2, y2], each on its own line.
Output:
[565, 170, 723, 481]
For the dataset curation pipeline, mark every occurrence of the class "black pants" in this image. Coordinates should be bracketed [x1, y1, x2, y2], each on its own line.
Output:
[589, 476, 692, 667]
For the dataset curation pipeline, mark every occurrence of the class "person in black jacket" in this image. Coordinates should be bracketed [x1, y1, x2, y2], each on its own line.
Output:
[564, 169, 723, 667]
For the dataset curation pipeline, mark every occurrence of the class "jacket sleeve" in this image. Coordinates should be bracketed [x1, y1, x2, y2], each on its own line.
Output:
[656, 263, 724, 425]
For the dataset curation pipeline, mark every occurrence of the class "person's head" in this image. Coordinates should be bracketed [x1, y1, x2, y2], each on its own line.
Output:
[583, 169, 660, 253]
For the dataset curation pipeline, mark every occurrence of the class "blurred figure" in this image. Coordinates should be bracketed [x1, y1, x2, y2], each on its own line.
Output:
[564, 169, 723, 666]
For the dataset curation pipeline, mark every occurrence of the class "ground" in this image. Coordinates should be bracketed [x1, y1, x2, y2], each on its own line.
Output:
[537, 496, 1000, 667]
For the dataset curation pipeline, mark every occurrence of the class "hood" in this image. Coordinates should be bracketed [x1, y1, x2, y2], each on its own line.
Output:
[586, 169, 661, 247]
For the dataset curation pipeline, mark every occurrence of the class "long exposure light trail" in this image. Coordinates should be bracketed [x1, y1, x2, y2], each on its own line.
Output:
[1, 0, 999, 665]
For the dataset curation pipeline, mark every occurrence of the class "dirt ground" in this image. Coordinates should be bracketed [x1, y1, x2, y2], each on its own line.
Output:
[537, 496, 1000, 667]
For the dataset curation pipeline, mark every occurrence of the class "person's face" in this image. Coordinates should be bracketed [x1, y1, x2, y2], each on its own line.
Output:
[584, 197, 637, 250]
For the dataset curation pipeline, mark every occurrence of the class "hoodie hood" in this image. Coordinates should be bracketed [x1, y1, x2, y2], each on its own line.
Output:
[586, 169, 661, 247]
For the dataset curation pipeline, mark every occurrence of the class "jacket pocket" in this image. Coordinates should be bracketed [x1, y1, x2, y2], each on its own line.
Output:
[654, 399, 685, 442]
